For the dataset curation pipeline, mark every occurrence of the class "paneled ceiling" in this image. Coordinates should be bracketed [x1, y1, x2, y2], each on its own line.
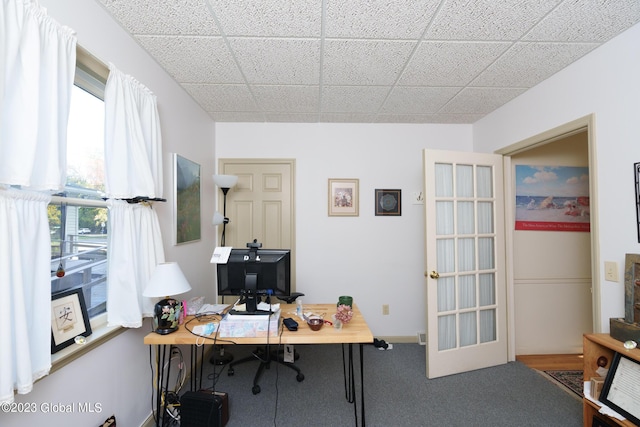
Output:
[96, 0, 640, 124]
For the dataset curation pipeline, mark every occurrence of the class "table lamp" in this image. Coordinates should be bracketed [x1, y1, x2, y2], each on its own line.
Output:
[143, 262, 192, 335]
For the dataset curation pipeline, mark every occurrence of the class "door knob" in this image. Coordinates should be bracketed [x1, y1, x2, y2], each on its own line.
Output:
[429, 271, 439, 279]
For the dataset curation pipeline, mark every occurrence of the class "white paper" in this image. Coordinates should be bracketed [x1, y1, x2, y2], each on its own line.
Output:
[210, 246, 232, 263]
[197, 303, 230, 315]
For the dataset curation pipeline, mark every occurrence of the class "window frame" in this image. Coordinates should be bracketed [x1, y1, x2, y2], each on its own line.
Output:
[49, 45, 123, 370]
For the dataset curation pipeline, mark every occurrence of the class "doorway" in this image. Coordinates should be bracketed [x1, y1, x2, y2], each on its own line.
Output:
[498, 115, 598, 358]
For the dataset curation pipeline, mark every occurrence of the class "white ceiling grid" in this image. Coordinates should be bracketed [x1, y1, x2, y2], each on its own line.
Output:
[97, 0, 640, 123]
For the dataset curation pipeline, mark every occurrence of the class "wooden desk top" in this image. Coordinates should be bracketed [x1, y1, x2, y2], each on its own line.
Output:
[143, 303, 374, 346]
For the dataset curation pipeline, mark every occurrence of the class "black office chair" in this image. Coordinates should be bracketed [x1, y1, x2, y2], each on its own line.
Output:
[226, 292, 305, 395]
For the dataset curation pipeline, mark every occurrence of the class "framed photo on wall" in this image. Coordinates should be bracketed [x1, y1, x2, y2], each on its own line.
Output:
[375, 189, 401, 216]
[328, 178, 359, 216]
[51, 288, 92, 353]
[174, 154, 201, 245]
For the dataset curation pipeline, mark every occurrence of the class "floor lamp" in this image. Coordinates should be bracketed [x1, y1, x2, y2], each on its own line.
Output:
[211, 174, 238, 365]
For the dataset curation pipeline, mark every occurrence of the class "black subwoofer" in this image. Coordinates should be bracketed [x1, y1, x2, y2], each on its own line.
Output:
[180, 390, 229, 427]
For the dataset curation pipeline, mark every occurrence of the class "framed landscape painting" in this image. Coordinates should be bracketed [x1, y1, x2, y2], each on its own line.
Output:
[174, 154, 201, 245]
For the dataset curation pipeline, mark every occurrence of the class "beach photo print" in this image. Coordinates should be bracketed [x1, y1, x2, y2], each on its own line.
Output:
[515, 165, 590, 232]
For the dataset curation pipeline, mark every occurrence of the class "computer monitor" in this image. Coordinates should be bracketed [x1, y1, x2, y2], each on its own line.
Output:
[217, 245, 291, 314]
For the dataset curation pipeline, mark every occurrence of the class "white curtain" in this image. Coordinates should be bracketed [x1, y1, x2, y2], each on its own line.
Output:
[104, 64, 165, 327]
[0, 189, 52, 403]
[0, 0, 76, 190]
[0, 0, 76, 404]
[104, 63, 162, 199]
[106, 200, 164, 327]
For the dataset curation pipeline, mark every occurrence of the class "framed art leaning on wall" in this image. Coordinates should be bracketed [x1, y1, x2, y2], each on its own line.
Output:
[51, 287, 92, 353]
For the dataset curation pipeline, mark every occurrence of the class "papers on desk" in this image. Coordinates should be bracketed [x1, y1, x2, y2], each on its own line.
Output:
[197, 303, 230, 315]
[210, 246, 232, 264]
[230, 301, 280, 314]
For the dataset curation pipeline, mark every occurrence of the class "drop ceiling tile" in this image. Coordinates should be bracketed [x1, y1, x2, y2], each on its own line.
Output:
[374, 113, 483, 124]
[325, 0, 439, 39]
[264, 113, 320, 122]
[399, 41, 510, 86]
[251, 85, 319, 113]
[182, 84, 258, 112]
[524, 0, 640, 42]
[440, 87, 526, 114]
[136, 36, 243, 83]
[212, 112, 266, 122]
[97, 0, 219, 35]
[229, 38, 321, 85]
[321, 86, 390, 113]
[425, 0, 560, 41]
[472, 42, 599, 87]
[382, 87, 461, 114]
[323, 40, 416, 85]
[319, 113, 377, 123]
[209, 0, 321, 37]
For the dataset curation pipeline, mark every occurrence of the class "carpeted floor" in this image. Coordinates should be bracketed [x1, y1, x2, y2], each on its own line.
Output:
[185, 343, 583, 427]
[540, 370, 584, 399]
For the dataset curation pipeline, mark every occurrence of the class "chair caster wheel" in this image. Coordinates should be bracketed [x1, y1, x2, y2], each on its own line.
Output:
[252, 385, 261, 395]
[296, 373, 304, 382]
[227, 368, 234, 376]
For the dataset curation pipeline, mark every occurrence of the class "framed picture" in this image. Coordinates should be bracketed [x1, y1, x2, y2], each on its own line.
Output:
[328, 178, 359, 216]
[375, 189, 401, 216]
[599, 352, 640, 425]
[174, 154, 201, 245]
[634, 162, 639, 243]
[51, 288, 92, 353]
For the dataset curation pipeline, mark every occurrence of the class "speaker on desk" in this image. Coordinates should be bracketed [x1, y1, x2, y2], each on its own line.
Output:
[180, 390, 229, 427]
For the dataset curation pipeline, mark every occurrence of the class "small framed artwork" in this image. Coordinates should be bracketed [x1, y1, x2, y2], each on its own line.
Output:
[599, 352, 640, 425]
[328, 178, 359, 216]
[51, 288, 92, 353]
[375, 189, 401, 216]
[174, 153, 201, 245]
[635, 162, 639, 243]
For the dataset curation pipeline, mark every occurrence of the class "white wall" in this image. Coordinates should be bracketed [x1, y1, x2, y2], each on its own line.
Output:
[215, 123, 472, 336]
[1, 1, 216, 426]
[474, 23, 640, 331]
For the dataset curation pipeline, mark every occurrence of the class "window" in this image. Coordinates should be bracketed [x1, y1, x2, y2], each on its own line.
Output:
[50, 49, 108, 320]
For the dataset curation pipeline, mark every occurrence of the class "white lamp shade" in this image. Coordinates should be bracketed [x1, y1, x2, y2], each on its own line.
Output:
[212, 174, 238, 189]
[212, 211, 225, 226]
[143, 262, 192, 297]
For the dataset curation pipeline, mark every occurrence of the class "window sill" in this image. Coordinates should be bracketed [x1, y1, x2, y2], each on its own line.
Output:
[49, 313, 126, 374]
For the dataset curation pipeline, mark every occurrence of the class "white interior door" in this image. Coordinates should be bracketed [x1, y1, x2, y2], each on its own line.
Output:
[423, 149, 507, 378]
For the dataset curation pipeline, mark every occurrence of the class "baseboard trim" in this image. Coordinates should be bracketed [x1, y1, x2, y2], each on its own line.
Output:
[375, 336, 418, 344]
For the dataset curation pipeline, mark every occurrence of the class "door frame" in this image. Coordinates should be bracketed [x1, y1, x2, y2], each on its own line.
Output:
[496, 114, 599, 361]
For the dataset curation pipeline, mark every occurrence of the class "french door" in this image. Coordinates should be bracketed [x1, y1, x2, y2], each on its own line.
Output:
[423, 149, 507, 378]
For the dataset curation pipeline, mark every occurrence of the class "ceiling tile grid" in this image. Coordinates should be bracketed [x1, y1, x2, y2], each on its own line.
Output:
[95, 0, 640, 123]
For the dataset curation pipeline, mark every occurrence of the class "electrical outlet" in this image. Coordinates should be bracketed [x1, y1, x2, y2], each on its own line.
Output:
[382, 304, 389, 315]
[604, 261, 618, 282]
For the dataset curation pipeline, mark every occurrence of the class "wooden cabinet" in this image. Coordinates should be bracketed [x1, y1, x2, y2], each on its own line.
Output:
[583, 333, 640, 426]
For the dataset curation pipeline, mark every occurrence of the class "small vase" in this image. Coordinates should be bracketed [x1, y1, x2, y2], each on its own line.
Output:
[332, 315, 342, 330]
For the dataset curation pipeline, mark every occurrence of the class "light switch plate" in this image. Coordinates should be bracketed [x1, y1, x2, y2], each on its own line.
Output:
[604, 261, 618, 282]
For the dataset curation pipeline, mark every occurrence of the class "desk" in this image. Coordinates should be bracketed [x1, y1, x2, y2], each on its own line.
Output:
[144, 303, 374, 426]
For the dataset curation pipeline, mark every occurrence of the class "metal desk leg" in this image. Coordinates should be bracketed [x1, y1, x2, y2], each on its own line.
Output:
[342, 343, 366, 427]
[154, 344, 174, 427]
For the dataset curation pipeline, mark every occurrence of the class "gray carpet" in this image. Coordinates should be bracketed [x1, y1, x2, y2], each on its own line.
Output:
[191, 343, 582, 427]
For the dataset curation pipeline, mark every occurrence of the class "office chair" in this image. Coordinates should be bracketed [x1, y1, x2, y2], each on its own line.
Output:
[226, 292, 305, 395]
